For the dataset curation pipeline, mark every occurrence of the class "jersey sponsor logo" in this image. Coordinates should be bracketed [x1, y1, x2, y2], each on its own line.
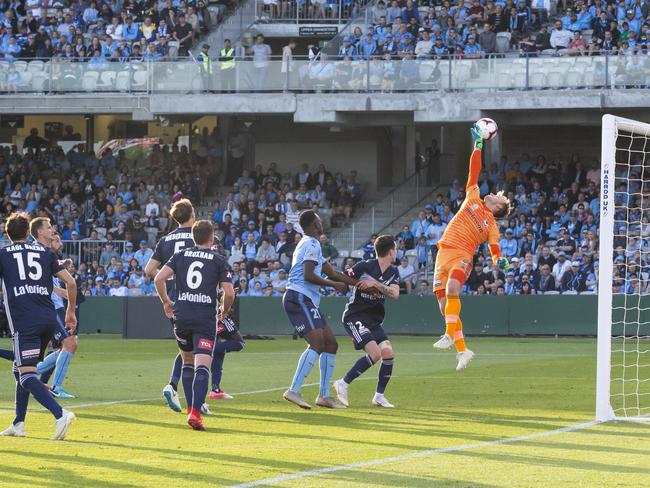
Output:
[177, 291, 213, 304]
[296, 324, 306, 332]
[21, 348, 40, 358]
[484, 219, 489, 228]
[471, 204, 479, 210]
[13, 284, 49, 297]
[226, 271, 232, 279]
[198, 338, 214, 350]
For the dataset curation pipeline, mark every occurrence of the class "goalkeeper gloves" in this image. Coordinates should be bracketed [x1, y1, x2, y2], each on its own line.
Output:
[496, 257, 509, 273]
[470, 124, 484, 150]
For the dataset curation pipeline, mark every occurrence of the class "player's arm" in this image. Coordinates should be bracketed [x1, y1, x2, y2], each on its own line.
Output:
[53, 286, 68, 300]
[55, 269, 77, 332]
[466, 124, 484, 190]
[377, 282, 400, 300]
[488, 225, 509, 272]
[154, 265, 175, 318]
[144, 257, 161, 278]
[322, 261, 358, 287]
[219, 281, 235, 320]
[304, 260, 349, 294]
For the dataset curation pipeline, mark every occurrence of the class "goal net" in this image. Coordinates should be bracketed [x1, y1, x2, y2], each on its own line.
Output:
[597, 115, 650, 422]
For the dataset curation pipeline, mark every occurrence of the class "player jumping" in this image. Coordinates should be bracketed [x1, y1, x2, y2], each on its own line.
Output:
[432, 124, 511, 371]
[154, 220, 235, 430]
[0, 213, 77, 439]
[333, 235, 400, 408]
[282, 209, 363, 410]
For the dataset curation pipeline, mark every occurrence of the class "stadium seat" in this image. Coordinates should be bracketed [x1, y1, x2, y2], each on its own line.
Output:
[132, 70, 148, 91]
[27, 60, 44, 73]
[31, 73, 48, 92]
[405, 249, 418, 269]
[82, 71, 99, 91]
[350, 250, 364, 260]
[566, 71, 582, 88]
[114, 71, 131, 91]
[513, 72, 527, 89]
[496, 32, 511, 53]
[14, 60, 27, 72]
[546, 71, 564, 89]
[529, 71, 547, 89]
[97, 71, 117, 90]
[497, 72, 513, 90]
[338, 250, 350, 258]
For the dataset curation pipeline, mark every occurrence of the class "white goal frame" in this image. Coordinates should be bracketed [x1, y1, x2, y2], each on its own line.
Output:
[597, 114, 650, 422]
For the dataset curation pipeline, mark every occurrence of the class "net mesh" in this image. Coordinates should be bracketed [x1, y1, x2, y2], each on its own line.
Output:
[610, 122, 650, 419]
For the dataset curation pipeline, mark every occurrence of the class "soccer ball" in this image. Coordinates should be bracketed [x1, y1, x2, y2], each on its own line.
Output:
[476, 118, 498, 141]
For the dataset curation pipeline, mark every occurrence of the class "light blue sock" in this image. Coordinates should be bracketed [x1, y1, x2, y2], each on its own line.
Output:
[319, 352, 336, 398]
[52, 351, 74, 391]
[290, 348, 319, 393]
[37, 351, 59, 375]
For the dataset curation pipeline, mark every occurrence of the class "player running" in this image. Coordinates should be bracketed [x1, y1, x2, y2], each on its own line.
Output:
[432, 125, 511, 371]
[0, 213, 77, 439]
[333, 235, 400, 408]
[282, 209, 363, 410]
[145, 198, 199, 413]
[154, 220, 235, 431]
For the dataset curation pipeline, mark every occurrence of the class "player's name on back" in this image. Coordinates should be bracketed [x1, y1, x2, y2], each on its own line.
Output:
[177, 291, 213, 303]
[183, 250, 214, 260]
[4, 243, 43, 252]
[164, 232, 193, 241]
[13, 284, 49, 296]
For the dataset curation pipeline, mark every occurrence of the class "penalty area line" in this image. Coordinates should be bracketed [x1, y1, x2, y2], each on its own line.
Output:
[228, 420, 601, 488]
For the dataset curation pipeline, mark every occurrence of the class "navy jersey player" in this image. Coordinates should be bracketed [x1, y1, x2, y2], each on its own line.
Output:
[154, 220, 235, 431]
[0, 213, 77, 440]
[282, 210, 362, 410]
[145, 198, 197, 413]
[333, 235, 400, 408]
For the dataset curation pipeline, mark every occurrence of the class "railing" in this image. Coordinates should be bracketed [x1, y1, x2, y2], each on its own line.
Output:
[202, 0, 257, 51]
[0, 53, 638, 94]
[254, 0, 370, 25]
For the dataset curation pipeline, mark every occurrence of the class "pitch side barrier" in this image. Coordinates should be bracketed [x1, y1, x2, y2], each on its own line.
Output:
[78, 295, 648, 338]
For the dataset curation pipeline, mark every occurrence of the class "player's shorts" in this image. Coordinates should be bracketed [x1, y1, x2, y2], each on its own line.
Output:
[344, 320, 389, 350]
[173, 320, 217, 356]
[217, 317, 240, 341]
[12, 323, 56, 367]
[432, 246, 474, 293]
[51, 308, 70, 350]
[282, 290, 327, 337]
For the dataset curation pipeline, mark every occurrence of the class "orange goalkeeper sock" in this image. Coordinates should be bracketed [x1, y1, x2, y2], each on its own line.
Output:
[453, 319, 467, 353]
[444, 295, 460, 340]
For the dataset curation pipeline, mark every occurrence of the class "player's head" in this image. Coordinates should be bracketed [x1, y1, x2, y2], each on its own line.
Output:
[170, 198, 195, 226]
[484, 191, 511, 219]
[50, 232, 63, 254]
[298, 209, 322, 236]
[374, 234, 396, 260]
[6, 212, 31, 242]
[30, 216, 54, 244]
[192, 219, 214, 247]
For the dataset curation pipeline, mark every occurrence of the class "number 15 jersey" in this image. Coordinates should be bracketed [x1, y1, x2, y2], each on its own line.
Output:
[165, 247, 232, 325]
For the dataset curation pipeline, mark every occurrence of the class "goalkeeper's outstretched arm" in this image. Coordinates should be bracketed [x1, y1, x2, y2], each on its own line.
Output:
[466, 125, 484, 190]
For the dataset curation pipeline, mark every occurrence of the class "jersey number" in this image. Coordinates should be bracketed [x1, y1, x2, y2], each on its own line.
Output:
[310, 308, 321, 319]
[13, 252, 43, 280]
[187, 261, 204, 289]
[174, 241, 186, 255]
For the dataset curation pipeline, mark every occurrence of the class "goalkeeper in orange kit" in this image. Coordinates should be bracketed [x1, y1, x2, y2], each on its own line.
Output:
[432, 124, 511, 371]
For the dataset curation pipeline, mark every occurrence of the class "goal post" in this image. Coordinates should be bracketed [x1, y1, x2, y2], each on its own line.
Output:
[597, 114, 650, 422]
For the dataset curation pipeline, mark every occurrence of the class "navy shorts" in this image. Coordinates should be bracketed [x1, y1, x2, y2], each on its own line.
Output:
[12, 323, 56, 367]
[217, 317, 240, 341]
[174, 320, 217, 356]
[344, 320, 389, 351]
[283, 290, 327, 337]
[51, 308, 70, 350]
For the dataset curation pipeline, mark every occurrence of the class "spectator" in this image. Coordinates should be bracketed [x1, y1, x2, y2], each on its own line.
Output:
[397, 256, 416, 294]
[320, 234, 339, 261]
[134, 240, 153, 268]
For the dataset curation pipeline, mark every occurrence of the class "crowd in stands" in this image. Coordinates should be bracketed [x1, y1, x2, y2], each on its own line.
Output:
[392, 150, 612, 296]
[0, 0, 226, 62]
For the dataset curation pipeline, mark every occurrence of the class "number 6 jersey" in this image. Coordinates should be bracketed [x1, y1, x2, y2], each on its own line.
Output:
[165, 247, 232, 324]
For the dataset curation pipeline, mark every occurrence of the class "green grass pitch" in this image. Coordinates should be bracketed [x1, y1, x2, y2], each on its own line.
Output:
[0, 335, 648, 487]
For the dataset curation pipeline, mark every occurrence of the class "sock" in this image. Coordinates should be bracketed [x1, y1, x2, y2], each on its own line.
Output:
[169, 353, 182, 391]
[343, 354, 375, 384]
[181, 364, 194, 410]
[0, 349, 15, 361]
[377, 358, 393, 394]
[319, 352, 336, 398]
[454, 319, 467, 352]
[13, 370, 29, 425]
[211, 352, 225, 390]
[290, 348, 319, 393]
[52, 350, 74, 391]
[191, 365, 210, 411]
[37, 351, 58, 375]
[444, 294, 461, 345]
[213, 340, 245, 353]
[20, 372, 62, 419]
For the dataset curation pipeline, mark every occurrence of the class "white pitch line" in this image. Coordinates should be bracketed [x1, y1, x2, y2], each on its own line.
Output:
[229, 420, 601, 488]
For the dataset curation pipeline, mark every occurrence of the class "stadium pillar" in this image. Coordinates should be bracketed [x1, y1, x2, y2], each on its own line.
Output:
[84, 114, 94, 152]
[405, 126, 416, 176]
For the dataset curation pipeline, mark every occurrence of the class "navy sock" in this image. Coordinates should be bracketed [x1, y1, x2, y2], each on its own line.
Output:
[181, 364, 194, 410]
[213, 340, 245, 353]
[13, 370, 29, 425]
[377, 358, 393, 394]
[170, 353, 182, 391]
[211, 352, 225, 390]
[344, 354, 375, 384]
[192, 365, 210, 411]
[20, 372, 62, 419]
[0, 349, 15, 361]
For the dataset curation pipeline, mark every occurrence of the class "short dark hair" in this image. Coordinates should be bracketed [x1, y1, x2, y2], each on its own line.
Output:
[298, 209, 318, 231]
[374, 234, 396, 258]
[170, 198, 194, 225]
[192, 220, 214, 246]
[6, 212, 31, 242]
[29, 216, 50, 240]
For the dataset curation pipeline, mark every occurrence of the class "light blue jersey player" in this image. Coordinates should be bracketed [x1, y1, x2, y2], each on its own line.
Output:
[281, 210, 363, 410]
